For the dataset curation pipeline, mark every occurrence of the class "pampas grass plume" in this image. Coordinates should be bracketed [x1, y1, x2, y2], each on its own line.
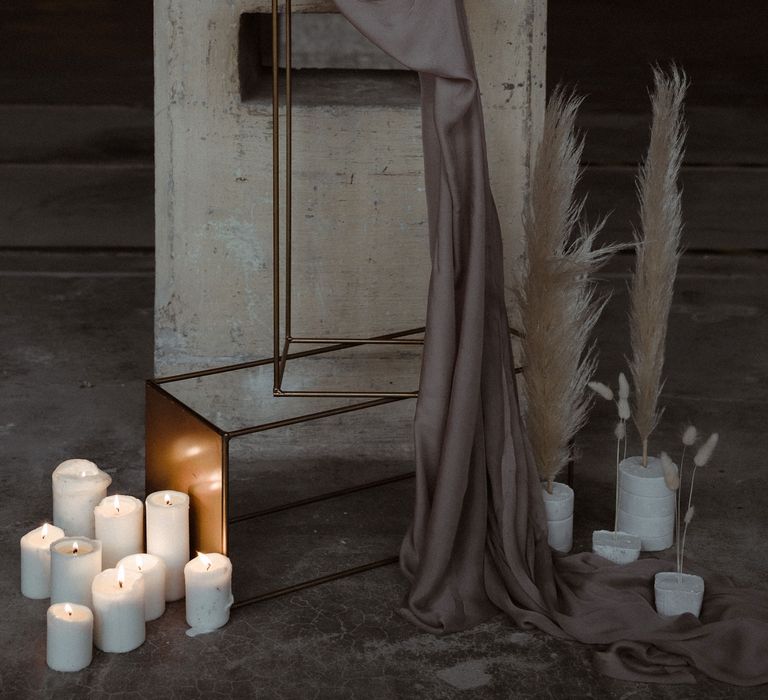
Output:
[618, 372, 630, 401]
[629, 66, 688, 464]
[693, 432, 719, 467]
[614, 421, 626, 441]
[589, 381, 614, 401]
[519, 87, 619, 488]
[661, 452, 679, 491]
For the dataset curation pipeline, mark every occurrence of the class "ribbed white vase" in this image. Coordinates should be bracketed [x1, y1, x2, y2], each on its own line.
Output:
[654, 572, 705, 617]
[616, 456, 674, 551]
[541, 482, 574, 553]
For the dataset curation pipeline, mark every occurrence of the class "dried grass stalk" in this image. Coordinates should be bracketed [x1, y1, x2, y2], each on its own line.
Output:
[519, 88, 619, 491]
[629, 67, 689, 465]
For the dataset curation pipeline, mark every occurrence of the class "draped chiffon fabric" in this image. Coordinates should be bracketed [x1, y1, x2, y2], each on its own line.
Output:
[334, 0, 768, 685]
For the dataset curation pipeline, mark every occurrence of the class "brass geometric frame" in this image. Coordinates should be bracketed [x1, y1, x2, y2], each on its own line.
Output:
[146, 1, 528, 609]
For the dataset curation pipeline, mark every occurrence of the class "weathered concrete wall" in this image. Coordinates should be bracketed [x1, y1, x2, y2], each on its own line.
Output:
[153, 1, 544, 463]
[155, 0, 546, 374]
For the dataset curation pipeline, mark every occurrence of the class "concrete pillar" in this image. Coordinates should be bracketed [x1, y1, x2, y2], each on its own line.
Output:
[153, 1, 545, 464]
[154, 0, 546, 373]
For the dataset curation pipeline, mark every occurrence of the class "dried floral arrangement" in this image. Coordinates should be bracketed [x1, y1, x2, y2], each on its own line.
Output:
[628, 66, 689, 466]
[589, 373, 631, 534]
[663, 430, 719, 578]
[519, 88, 618, 493]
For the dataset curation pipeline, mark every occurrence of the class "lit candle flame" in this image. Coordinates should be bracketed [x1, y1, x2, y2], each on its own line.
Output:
[164, 493, 172, 506]
[64, 603, 73, 617]
[81, 471, 87, 477]
[72, 541, 79, 556]
[41, 523, 49, 539]
[117, 565, 125, 589]
[113, 494, 120, 513]
[136, 555, 143, 572]
[197, 552, 212, 571]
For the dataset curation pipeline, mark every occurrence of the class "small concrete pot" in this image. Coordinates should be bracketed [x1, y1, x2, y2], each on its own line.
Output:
[616, 456, 675, 551]
[541, 482, 574, 553]
[592, 529, 641, 564]
[654, 572, 705, 618]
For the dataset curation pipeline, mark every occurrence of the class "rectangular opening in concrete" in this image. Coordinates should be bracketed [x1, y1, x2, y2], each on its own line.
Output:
[238, 12, 418, 106]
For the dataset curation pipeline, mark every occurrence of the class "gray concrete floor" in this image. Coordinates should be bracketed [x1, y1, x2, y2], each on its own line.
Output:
[2, 252, 767, 699]
[2, 1, 768, 698]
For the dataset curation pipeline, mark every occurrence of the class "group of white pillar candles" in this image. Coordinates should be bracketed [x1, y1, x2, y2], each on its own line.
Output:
[19, 459, 233, 672]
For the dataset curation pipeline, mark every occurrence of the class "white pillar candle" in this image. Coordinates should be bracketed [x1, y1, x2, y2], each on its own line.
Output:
[117, 554, 166, 621]
[184, 552, 233, 635]
[50, 537, 102, 608]
[541, 483, 574, 553]
[46, 603, 93, 672]
[52, 459, 112, 537]
[94, 495, 144, 569]
[20, 522, 65, 599]
[92, 566, 146, 653]
[146, 490, 190, 601]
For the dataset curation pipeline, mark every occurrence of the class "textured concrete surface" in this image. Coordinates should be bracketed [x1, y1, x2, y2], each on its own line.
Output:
[2, 251, 767, 698]
[153, 0, 545, 374]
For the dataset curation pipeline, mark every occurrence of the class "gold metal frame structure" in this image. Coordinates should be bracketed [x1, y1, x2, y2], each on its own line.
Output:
[145, 0, 526, 609]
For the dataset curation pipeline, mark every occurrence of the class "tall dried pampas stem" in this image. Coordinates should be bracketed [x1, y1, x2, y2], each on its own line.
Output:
[629, 66, 689, 465]
[519, 88, 619, 492]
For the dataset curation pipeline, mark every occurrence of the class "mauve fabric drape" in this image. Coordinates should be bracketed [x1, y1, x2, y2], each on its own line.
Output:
[333, 0, 768, 685]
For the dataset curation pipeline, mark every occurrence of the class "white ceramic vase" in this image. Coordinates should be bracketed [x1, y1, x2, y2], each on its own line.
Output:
[541, 482, 574, 553]
[616, 456, 675, 551]
[654, 572, 705, 618]
[592, 529, 641, 564]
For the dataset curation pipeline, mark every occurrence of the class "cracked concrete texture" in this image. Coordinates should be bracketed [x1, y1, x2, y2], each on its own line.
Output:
[1, 251, 767, 698]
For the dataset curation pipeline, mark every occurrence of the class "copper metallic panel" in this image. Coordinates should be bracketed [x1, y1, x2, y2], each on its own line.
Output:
[145, 381, 228, 555]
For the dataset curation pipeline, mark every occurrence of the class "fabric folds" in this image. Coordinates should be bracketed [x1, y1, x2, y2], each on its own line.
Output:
[333, 0, 768, 685]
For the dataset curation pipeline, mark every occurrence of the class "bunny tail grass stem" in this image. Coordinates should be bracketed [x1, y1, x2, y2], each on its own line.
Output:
[629, 67, 689, 464]
[677, 444, 687, 574]
[615, 429, 621, 533]
[518, 88, 620, 486]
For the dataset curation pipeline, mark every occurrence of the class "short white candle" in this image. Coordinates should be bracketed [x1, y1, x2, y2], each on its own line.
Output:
[146, 490, 190, 601]
[94, 495, 144, 569]
[20, 522, 65, 599]
[184, 552, 233, 635]
[52, 459, 112, 537]
[50, 537, 102, 608]
[117, 554, 166, 621]
[92, 565, 145, 653]
[46, 603, 93, 672]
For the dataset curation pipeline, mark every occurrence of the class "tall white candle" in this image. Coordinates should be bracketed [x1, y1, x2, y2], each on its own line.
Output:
[50, 537, 102, 608]
[92, 566, 145, 653]
[20, 523, 65, 599]
[46, 603, 93, 672]
[117, 554, 166, 621]
[184, 552, 233, 635]
[52, 459, 112, 537]
[146, 490, 190, 601]
[94, 495, 144, 569]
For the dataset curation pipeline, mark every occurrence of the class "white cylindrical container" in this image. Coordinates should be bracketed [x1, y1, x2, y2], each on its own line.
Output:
[184, 552, 233, 634]
[146, 490, 190, 601]
[52, 459, 112, 538]
[541, 483, 574, 553]
[117, 553, 167, 621]
[94, 495, 144, 569]
[592, 529, 642, 564]
[616, 456, 675, 551]
[20, 523, 65, 598]
[46, 603, 93, 672]
[654, 572, 705, 618]
[50, 537, 102, 608]
[92, 566, 146, 653]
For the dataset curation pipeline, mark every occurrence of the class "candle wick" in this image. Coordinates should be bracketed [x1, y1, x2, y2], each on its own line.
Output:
[206, 563, 211, 571]
[119, 580, 123, 589]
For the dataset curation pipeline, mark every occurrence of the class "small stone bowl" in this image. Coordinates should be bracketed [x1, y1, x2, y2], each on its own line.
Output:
[592, 529, 641, 564]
